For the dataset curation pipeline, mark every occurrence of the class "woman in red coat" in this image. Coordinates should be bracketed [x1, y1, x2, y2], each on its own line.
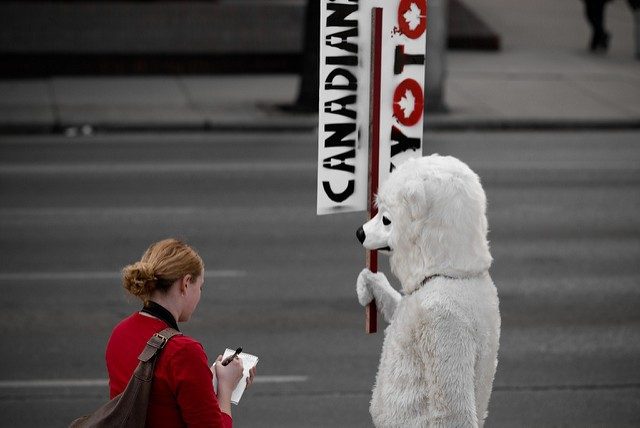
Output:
[106, 238, 255, 427]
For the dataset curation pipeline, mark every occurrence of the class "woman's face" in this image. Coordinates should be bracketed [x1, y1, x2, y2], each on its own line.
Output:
[180, 271, 204, 322]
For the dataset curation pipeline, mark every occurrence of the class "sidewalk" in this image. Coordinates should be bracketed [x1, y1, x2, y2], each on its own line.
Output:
[0, 0, 639, 133]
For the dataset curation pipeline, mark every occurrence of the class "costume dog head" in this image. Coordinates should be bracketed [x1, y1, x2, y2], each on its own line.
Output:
[356, 155, 492, 294]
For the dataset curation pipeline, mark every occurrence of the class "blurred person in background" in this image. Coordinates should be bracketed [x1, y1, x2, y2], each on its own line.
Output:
[582, 0, 640, 54]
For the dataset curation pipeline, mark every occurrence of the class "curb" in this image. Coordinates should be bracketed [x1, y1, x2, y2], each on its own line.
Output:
[424, 118, 640, 131]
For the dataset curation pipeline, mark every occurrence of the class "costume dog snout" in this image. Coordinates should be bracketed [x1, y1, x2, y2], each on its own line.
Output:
[356, 226, 366, 244]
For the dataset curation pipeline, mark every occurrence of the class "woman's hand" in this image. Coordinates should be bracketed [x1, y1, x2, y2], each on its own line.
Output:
[210, 357, 219, 384]
[246, 365, 257, 389]
[214, 355, 244, 391]
[213, 355, 244, 417]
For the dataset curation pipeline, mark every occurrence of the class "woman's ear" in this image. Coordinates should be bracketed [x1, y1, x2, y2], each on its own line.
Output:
[180, 274, 192, 293]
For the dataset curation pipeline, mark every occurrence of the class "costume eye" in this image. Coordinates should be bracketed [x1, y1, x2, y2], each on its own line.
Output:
[382, 216, 391, 226]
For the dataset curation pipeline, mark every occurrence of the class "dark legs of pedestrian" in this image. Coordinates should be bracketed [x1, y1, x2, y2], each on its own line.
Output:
[583, 0, 610, 52]
[629, 0, 640, 58]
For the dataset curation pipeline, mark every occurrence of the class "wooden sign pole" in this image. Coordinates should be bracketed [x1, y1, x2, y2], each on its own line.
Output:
[366, 7, 383, 334]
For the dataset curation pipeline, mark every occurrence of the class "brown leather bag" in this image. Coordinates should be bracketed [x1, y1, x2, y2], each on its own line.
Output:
[69, 328, 182, 428]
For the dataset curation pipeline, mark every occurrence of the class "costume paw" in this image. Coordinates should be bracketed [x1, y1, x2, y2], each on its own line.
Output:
[357, 268, 390, 306]
[356, 268, 374, 306]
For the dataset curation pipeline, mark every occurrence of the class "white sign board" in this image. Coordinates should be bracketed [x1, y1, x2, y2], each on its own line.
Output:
[317, 0, 367, 215]
[317, 0, 426, 215]
[377, 0, 426, 185]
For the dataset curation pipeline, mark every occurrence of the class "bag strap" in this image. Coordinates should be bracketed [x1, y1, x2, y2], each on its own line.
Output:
[138, 327, 182, 363]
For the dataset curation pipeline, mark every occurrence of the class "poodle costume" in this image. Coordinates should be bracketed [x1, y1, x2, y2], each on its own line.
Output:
[356, 155, 500, 427]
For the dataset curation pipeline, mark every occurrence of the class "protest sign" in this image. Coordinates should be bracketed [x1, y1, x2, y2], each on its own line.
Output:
[318, 0, 425, 215]
[377, 0, 426, 185]
[317, 0, 366, 215]
[318, 0, 427, 333]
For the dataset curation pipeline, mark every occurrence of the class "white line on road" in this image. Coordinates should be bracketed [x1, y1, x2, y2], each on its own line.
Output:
[0, 270, 246, 281]
[255, 376, 309, 383]
[0, 379, 109, 388]
[0, 206, 306, 218]
[1, 160, 638, 175]
[0, 376, 308, 389]
[0, 161, 315, 174]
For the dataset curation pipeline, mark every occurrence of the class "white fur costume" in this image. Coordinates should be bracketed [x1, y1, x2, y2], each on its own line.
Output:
[356, 155, 500, 428]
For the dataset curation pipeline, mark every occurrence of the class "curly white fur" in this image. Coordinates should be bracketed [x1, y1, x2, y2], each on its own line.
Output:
[357, 269, 401, 322]
[356, 155, 501, 427]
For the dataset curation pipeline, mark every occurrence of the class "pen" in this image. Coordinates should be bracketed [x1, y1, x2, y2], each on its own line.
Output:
[221, 347, 242, 366]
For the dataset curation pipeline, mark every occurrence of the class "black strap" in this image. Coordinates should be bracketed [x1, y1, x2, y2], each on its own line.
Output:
[140, 301, 179, 331]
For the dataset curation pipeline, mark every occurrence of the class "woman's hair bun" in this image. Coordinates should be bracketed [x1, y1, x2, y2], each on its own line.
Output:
[122, 261, 157, 297]
[122, 239, 204, 302]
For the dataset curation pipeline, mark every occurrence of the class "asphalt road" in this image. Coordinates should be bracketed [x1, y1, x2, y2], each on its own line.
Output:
[0, 130, 638, 427]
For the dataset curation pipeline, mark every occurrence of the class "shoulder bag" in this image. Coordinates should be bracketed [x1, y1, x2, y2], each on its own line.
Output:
[69, 327, 182, 428]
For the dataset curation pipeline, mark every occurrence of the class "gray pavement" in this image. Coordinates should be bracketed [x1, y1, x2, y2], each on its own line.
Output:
[0, 0, 639, 132]
[0, 0, 639, 427]
[0, 130, 639, 426]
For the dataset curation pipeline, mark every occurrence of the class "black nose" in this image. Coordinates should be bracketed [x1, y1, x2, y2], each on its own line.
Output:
[356, 226, 366, 244]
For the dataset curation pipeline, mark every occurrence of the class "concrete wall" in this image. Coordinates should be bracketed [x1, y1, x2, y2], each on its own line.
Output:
[0, 1, 304, 54]
[0, 0, 448, 108]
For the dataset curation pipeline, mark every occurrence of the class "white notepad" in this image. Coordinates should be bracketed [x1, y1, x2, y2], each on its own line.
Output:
[214, 348, 259, 405]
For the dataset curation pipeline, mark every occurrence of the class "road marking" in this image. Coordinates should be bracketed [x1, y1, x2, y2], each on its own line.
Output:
[0, 270, 246, 281]
[0, 379, 108, 388]
[0, 376, 308, 389]
[0, 206, 307, 218]
[0, 207, 207, 216]
[0, 161, 315, 174]
[254, 376, 309, 384]
[0, 160, 638, 175]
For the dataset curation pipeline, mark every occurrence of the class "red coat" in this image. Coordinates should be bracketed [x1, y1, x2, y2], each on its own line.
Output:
[106, 312, 232, 428]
